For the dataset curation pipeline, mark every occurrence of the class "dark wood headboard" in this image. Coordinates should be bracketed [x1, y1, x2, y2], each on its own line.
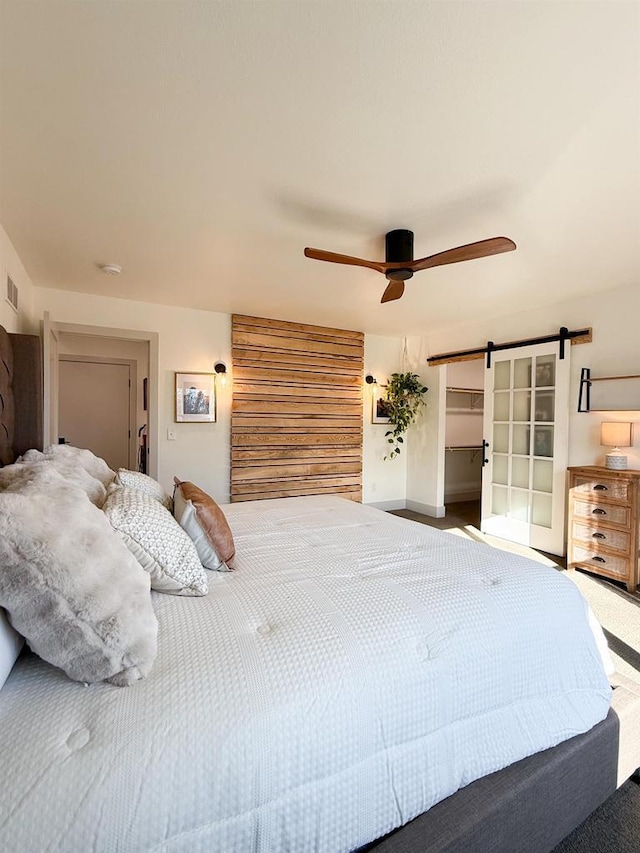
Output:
[0, 325, 43, 465]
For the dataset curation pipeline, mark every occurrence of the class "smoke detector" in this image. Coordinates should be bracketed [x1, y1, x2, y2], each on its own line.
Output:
[98, 263, 122, 275]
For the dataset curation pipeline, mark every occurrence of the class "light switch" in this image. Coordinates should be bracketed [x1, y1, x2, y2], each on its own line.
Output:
[167, 428, 176, 441]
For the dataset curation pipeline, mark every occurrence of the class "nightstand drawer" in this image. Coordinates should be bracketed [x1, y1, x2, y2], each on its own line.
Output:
[571, 521, 630, 554]
[572, 476, 630, 503]
[572, 544, 630, 579]
[571, 498, 631, 528]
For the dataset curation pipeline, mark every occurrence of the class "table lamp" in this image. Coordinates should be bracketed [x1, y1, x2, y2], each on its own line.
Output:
[600, 422, 632, 470]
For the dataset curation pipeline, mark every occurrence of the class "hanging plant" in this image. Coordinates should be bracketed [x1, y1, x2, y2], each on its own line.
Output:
[383, 372, 429, 460]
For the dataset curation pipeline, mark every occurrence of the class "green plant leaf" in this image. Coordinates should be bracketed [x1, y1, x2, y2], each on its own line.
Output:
[380, 371, 428, 461]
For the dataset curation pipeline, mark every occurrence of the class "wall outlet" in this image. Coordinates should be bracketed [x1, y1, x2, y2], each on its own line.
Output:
[167, 428, 176, 441]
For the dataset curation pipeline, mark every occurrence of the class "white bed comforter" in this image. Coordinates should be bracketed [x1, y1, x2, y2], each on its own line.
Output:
[0, 496, 612, 852]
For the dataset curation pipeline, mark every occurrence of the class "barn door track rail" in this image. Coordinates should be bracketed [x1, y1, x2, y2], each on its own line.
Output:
[427, 327, 592, 368]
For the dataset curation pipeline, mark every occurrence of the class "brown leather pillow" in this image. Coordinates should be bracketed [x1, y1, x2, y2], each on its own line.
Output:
[173, 478, 236, 569]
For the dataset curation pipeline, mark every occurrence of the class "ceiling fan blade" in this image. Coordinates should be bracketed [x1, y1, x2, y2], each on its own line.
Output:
[304, 247, 386, 274]
[409, 237, 516, 272]
[381, 280, 405, 303]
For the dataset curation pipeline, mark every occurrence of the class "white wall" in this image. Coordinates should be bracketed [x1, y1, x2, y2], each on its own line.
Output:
[410, 280, 640, 514]
[34, 287, 232, 502]
[0, 224, 37, 333]
[362, 335, 406, 508]
[34, 287, 407, 505]
[404, 336, 446, 517]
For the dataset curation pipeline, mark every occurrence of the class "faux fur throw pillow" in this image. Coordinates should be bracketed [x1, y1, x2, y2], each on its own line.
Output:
[1, 457, 107, 507]
[21, 445, 116, 488]
[0, 471, 158, 686]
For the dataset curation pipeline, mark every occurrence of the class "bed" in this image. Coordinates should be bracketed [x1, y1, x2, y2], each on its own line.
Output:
[0, 324, 639, 853]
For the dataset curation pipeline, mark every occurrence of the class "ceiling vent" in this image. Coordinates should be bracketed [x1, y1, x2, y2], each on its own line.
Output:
[6, 274, 18, 313]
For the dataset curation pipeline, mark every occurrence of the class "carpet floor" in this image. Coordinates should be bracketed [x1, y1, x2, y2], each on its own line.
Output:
[390, 501, 640, 853]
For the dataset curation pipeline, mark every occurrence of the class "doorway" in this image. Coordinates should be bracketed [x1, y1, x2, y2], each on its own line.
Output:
[444, 360, 484, 524]
[58, 356, 136, 471]
[42, 314, 158, 478]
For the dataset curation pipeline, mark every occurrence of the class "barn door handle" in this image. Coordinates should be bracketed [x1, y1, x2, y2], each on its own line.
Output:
[481, 440, 489, 467]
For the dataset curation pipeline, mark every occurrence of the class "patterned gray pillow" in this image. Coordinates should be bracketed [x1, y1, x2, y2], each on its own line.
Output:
[103, 484, 208, 597]
[115, 469, 173, 511]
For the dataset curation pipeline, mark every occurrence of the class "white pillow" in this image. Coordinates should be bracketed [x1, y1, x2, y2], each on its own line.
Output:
[103, 484, 208, 597]
[0, 609, 23, 690]
[115, 469, 172, 510]
[21, 445, 116, 488]
[0, 470, 157, 686]
[1, 458, 107, 507]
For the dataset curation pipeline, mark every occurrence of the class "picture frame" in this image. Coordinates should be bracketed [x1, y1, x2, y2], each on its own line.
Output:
[372, 392, 391, 424]
[175, 372, 216, 423]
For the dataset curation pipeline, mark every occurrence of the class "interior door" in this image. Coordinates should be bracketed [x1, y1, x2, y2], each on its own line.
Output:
[42, 311, 59, 447]
[58, 358, 132, 470]
[480, 341, 570, 555]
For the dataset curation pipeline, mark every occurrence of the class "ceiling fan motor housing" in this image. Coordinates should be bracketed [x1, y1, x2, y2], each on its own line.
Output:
[385, 229, 414, 281]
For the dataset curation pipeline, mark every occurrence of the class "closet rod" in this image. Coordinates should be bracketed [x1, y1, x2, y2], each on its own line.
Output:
[427, 327, 592, 367]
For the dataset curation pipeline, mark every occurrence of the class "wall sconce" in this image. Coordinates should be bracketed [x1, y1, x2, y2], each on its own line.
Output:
[600, 421, 632, 469]
[365, 374, 378, 392]
[214, 361, 228, 387]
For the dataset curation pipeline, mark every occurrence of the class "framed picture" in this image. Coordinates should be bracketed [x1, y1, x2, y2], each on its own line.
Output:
[372, 392, 391, 424]
[175, 372, 216, 423]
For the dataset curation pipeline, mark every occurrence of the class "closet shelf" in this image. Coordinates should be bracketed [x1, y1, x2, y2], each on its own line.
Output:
[446, 387, 484, 411]
[446, 445, 483, 451]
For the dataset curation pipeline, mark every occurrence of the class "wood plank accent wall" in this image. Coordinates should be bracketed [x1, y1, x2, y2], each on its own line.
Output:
[231, 314, 364, 502]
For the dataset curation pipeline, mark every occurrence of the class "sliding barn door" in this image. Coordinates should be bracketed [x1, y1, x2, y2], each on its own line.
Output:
[231, 315, 363, 502]
[481, 341, 570, 555]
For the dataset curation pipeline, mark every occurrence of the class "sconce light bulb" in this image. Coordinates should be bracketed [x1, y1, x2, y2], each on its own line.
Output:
[214, 361, 228, 386]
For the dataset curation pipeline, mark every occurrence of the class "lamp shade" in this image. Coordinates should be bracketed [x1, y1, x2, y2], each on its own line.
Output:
[600, 422, 632, 448]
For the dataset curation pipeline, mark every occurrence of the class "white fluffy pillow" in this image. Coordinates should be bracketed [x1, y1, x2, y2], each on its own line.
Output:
[115, 469, 172, 510]
[1, 458, 107, 507]
[22, 445, 116, 488]
[0, 470, 158, 686]
[0, 608, 23, 690]
[103, 484, 208, 596]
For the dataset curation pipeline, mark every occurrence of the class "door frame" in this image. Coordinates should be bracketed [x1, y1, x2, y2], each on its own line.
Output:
[45, 320, 159, 479]
[42, 312, 59, 447]
[58, 354, 138, 469]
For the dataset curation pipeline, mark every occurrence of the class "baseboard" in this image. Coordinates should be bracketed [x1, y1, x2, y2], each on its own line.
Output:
[365, 499, 407, 511]
[405, 500, 446, 519]
[445, 489, 481, 503]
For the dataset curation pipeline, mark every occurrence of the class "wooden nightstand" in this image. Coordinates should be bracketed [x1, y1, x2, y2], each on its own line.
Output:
[567, 466, 640, 593]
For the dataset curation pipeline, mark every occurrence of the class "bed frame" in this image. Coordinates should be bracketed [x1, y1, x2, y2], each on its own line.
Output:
[1, 323, 638, 853]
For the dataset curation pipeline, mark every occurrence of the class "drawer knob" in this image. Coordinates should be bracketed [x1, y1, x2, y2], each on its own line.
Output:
[592, 532, 606, 539]
[593, 484, 608, 491]
[592, 508, 606, 515]
[592, 556, 606, 563]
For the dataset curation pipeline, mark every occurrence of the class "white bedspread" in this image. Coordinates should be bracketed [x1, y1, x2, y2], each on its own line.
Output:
[0, 496, 612, 852]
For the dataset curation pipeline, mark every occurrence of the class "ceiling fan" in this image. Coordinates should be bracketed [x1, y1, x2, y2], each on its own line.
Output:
[304, 230, 516, 303]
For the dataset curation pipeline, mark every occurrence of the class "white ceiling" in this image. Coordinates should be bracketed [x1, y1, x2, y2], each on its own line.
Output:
[1, 1, 638, 337]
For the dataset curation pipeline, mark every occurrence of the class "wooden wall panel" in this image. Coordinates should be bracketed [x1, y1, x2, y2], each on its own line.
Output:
[231, 314, 364, 502]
